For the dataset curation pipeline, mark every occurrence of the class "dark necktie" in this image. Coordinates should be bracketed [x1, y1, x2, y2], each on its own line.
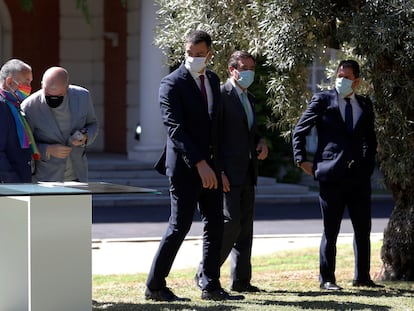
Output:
[345, 97, 353, 133]
[199, 75, 207, 106]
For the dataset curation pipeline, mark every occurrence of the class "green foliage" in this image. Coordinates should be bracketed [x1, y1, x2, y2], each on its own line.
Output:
[154, 0, 414, 278]
[347, 1, 414, 194]
[19, 0, 32, 11]
[155, 0, 261, 81]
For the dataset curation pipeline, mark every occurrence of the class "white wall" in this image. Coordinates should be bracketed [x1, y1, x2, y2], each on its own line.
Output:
[127, 0, 167, 162]
[59, 0, 104, 151]
[0, 0, 12, 62]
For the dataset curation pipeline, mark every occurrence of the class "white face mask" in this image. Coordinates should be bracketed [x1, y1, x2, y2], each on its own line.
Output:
[335, 77, 354, 98]
[185, 56, 206, 74]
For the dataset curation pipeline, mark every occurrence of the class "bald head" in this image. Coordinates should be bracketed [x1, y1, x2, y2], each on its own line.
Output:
[42, 67, 69, 96]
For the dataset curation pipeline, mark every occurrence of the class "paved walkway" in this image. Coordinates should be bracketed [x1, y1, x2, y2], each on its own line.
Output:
[92, 233, 384, 275]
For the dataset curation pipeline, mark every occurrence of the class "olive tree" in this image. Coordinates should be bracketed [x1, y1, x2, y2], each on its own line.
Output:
[155, 0, 413, 280]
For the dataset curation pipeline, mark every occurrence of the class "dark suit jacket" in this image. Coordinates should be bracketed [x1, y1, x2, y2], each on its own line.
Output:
[0, 97, 32, 183]
[220, 80, 260, 186]
[155, 64, 221, 178]
[292, 89, 377, 182]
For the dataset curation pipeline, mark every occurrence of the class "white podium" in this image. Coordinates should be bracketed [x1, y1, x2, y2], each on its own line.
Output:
[0, 182, 158, 311]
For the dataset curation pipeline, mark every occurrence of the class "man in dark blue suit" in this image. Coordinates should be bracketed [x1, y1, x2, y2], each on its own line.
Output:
[145, 30, 240, 301]
[0, 59, 33, 183]
[293, 60, 382, 290]
[196, 50, 268, 293]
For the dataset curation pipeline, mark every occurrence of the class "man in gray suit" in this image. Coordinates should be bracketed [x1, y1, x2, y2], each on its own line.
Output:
[196, 50, 268, 293]
[21, 67, 98, 182]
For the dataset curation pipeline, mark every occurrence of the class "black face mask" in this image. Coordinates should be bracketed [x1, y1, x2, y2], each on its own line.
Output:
[45, 95, 64, 108]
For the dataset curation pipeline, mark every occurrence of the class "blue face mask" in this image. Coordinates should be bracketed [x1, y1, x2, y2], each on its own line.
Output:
[237, 70, 255, 89]
[335, 77, 354, 98]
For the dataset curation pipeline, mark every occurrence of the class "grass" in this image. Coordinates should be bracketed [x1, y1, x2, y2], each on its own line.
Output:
[92, 241, 414, 310]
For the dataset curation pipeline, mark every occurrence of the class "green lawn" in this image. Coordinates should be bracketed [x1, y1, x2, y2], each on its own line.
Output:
[92, 241, 414, 310]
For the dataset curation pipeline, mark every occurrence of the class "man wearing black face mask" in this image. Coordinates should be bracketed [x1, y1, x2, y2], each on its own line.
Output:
[21, 66, 98, 182]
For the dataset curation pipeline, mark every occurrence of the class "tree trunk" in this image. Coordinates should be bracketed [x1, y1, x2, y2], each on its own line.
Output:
[380, 189, 414, 281]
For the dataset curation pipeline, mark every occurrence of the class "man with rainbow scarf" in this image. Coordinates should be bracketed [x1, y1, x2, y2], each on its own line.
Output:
[0, 59, 39, 183]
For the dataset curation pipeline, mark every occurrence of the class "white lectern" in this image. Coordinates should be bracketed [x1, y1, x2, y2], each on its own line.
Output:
[0, 182, 158, 311]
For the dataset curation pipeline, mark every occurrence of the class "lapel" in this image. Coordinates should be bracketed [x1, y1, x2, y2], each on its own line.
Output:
[354, 94, 368, 131]
[67, 88, 78, 130]
[179, 64, 209, 114]
[225, 80, 252, 129]
[328, 89, 349, 131]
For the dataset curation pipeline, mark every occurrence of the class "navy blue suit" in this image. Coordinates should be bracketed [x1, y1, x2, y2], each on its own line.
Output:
[292, 89, 377, 284]
[147, 64, 223, 291]
[218, 81, 260, 286]
[0, 96, 32, 183]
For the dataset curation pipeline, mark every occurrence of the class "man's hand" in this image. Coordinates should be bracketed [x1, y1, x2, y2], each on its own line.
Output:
[46, 144, 72, 159]
[256, 139, 269, 160]
[221, 172, 230, 192]
[299, 161, 314, 176]
[69, 130, 88, 146]
[195, 160, 218, 189]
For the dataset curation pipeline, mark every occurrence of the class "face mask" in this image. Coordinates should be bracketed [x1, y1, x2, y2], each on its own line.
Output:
[335, 77, 354, 98]
[185, 56, 207, 74]
[12, 80, 31, 102]
[236, 70, 255, 89]
[45, 95, 64, 108]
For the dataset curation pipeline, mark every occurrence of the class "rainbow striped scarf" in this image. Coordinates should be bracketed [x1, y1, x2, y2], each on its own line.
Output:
[0, 89, 40, 160]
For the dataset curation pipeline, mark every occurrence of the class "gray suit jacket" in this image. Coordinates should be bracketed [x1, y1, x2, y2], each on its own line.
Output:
[21, 85, 98, 182]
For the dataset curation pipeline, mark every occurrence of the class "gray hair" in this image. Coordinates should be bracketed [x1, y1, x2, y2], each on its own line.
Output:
[0, 59, 32, 85]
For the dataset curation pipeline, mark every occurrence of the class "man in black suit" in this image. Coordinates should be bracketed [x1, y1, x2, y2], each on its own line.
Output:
[145, 30, 241, 302]
[196, 50, 268, 293]
[293, 60, 382, 290]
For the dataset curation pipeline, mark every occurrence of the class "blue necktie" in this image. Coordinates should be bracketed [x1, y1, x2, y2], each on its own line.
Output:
[345, 98, 353, 133]
[241, 91, 253, 128]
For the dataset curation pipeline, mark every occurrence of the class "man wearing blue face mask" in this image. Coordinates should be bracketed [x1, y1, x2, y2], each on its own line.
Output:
[292, 60, 382, 290]
[21, 66, 98, 182]
[196, 50, 268, 293]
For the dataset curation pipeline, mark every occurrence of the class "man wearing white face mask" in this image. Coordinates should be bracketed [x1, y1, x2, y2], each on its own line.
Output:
[293, 60, 382, 290]
[196, 50, 268, 293]
[147, 30, 244, 302]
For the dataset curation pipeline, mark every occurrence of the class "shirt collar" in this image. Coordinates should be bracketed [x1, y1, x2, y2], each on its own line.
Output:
[230, 78, 244, 96]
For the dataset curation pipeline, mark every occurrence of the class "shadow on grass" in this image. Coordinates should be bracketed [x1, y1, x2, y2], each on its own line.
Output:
[93, 301, 239, 311]
[267, 286, 414, 298]
[259, 299, 390, 310]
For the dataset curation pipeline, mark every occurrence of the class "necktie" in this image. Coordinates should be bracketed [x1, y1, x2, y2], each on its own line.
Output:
[199, 75, 207, 106]
[345, 97, 353, 133]
[241, 91, 253, 128]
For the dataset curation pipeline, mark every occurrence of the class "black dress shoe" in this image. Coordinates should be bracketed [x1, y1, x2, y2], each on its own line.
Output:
[201, 288, 245, 301]
[320, 282, 343, 291]
[352, 279, 384, 288]
[194, 273, 202, 289]
[145, 286, 190, 302]
[231, 283, 262, 293]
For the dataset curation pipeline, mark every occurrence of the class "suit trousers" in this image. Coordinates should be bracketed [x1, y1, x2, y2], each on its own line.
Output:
[221, 170, 255, 287]
[146, 173, 223, 291]
[318, 177, 372, 283]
